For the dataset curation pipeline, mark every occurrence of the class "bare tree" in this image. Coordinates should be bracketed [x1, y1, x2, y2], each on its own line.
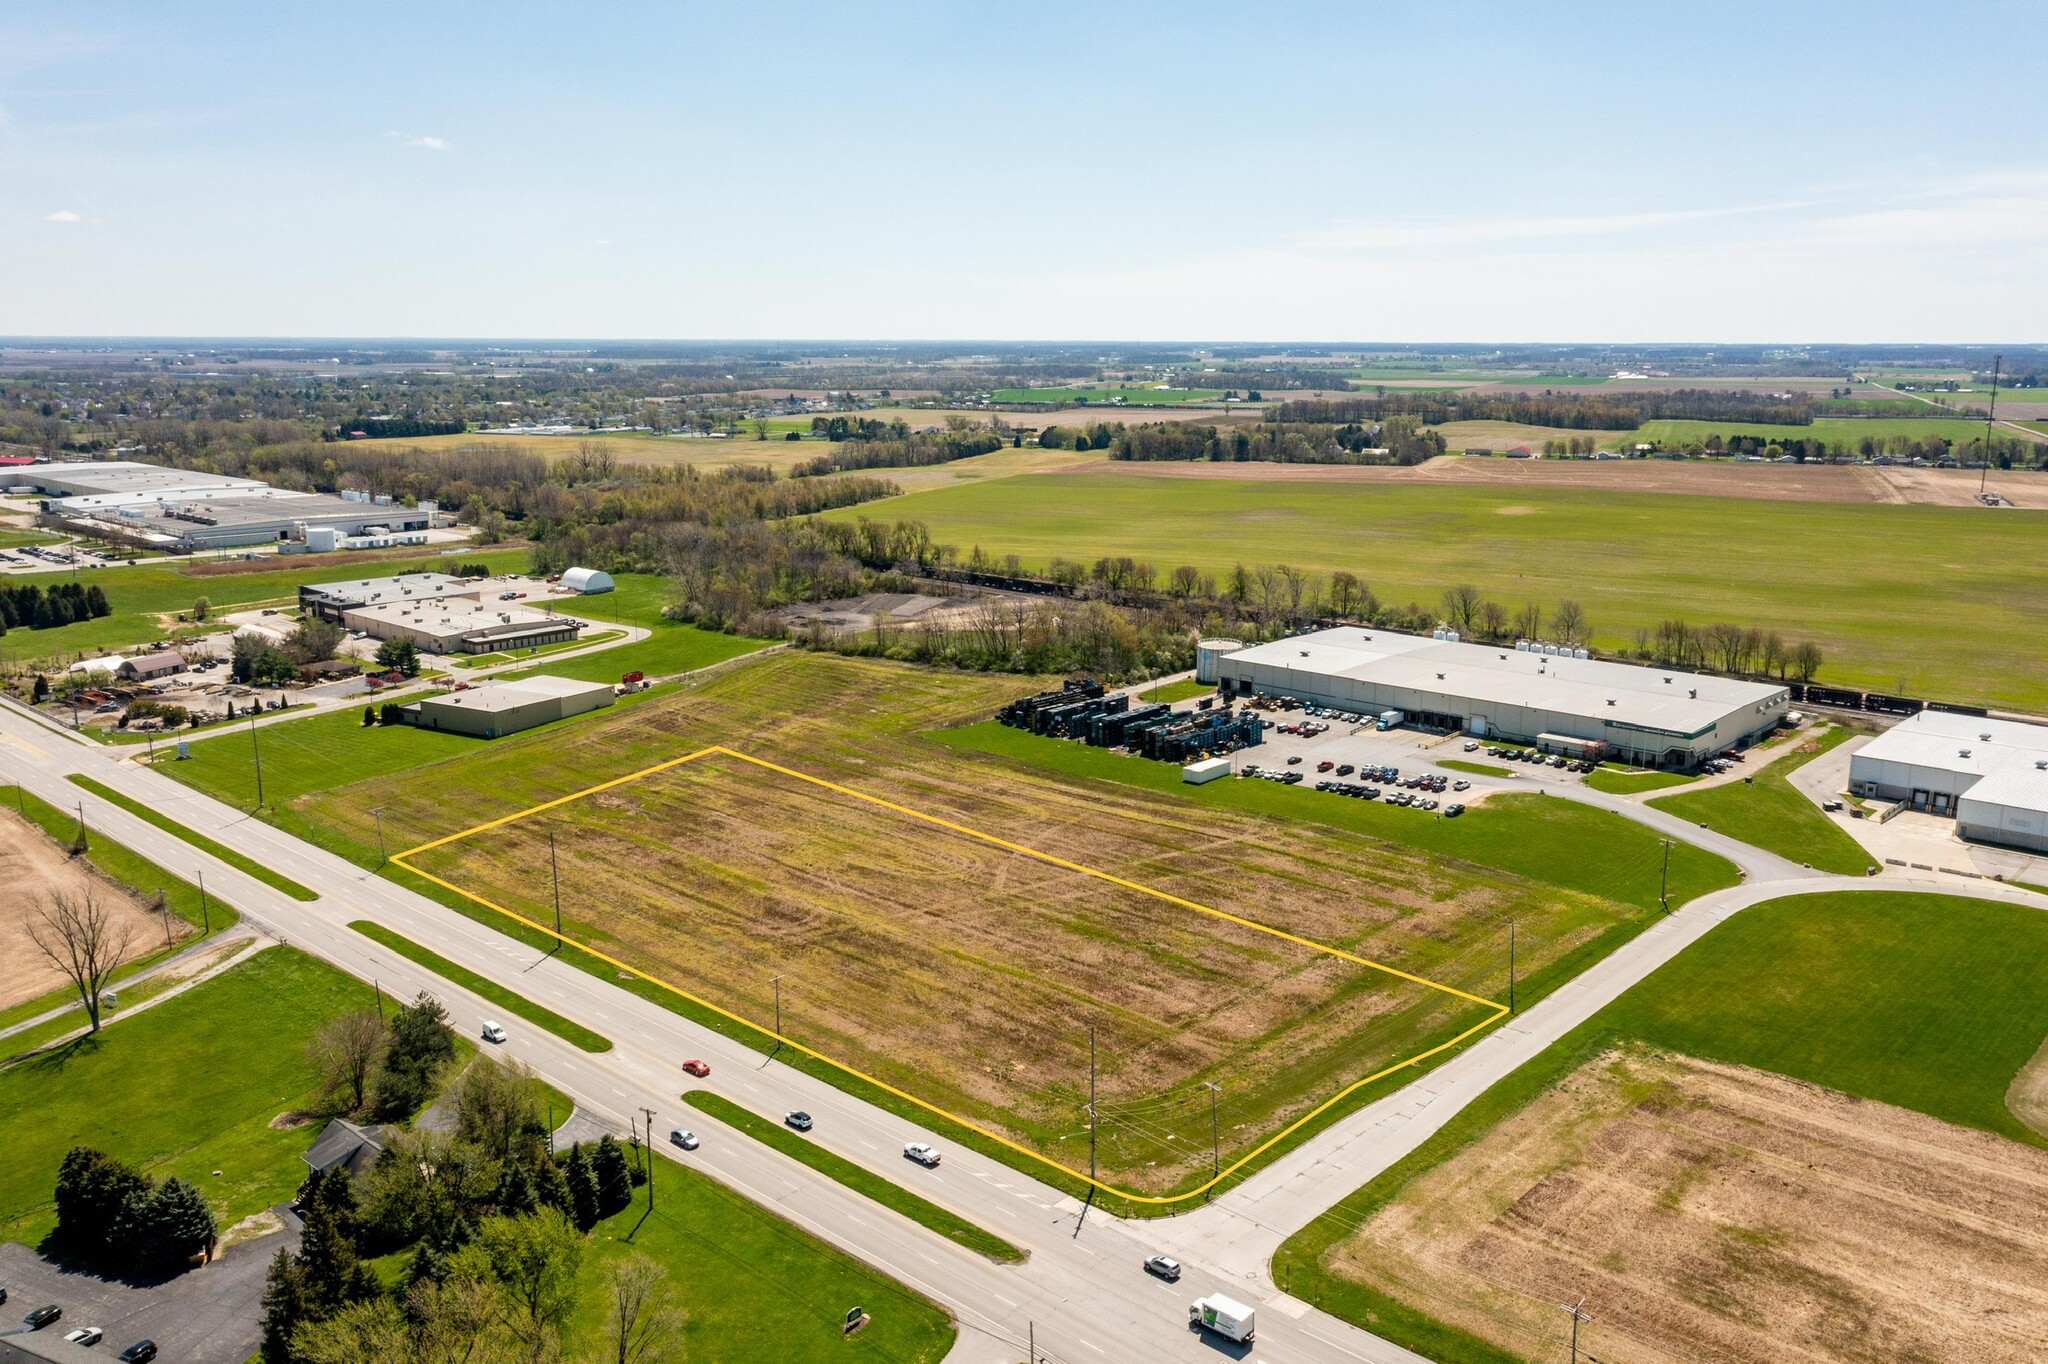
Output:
[603, 1254, 687, 1364]
[1789, 640, 1824, 683]
[1551, 599, 1589, 647]
[1478, 600, 1509, 641]
[308, 1009, 389, 1114]
[1511, 601, 1544, 641]
[1328, 570, 1361, 618]
[27, 890, 136, 1033]
[1440, 584, 1483, 634]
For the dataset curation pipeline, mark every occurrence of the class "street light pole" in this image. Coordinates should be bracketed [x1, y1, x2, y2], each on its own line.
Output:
[640, 1106, 657, 1211]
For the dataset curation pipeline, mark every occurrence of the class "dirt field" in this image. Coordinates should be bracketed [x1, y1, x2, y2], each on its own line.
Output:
[1055, 453, 2044, 506]
[0, 807, 175, 1010]
[1335, 1046, 2048, 1364]
[351, 655, 1632, 1193]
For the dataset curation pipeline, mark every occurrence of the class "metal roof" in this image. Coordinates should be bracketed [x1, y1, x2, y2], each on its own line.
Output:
[1857, 711, 2048, 814]
[420, 674, 612, 713]
[1221, 628, 1785, 734]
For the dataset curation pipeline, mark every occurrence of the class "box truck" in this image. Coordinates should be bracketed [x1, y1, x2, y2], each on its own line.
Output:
[1188, 1293, 1256, 1343]
[1376, 709, 1404, 730]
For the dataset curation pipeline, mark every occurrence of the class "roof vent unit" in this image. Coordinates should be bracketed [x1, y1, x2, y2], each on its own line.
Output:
[1436, 672, 1446, 680]
[1981, 733, 1993, 741]
[2036, 760, 2047, 771]
[1299, 650, 1309, 657]
[1960, 749, 1972, 758]
[1575, 648, 1589, 660]
[1515, 640, 1530, 651]
[1689, 689, 1698, 698]
[1607, 698, 1617, 706]
[1445, 631, 1460, 643]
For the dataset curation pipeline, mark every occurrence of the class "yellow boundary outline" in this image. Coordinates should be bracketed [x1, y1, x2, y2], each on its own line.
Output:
[393, 744, 1510, 1205]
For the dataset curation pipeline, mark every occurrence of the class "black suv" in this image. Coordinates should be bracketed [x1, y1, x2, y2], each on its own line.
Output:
[121, 1342, 160, 1363]
[25, 1303, 62, 1329]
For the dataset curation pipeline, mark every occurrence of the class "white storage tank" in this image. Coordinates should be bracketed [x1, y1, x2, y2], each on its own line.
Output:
[1195, 639, 1242, 685]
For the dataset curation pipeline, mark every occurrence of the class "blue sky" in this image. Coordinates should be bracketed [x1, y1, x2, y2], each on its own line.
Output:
[5, 1, 2045, 340]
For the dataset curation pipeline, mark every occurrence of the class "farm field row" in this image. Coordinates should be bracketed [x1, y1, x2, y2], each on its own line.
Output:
[1278, 889, 2048, 1364]
[828, 474, 2048, 711]
[164, 650, 1734, 1200]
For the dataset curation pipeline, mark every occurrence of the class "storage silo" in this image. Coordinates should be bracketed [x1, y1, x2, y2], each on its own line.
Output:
[1195, 639, 1242, 685]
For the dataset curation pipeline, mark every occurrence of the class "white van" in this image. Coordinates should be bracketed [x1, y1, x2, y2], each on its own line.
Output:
[481, 1021, 507, 1044]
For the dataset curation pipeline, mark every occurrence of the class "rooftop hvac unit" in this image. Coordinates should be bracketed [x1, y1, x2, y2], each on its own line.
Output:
[1515, 641, 1531, 652]
[1432, 628, 1447, 640]
[373, 494, 393, 506]
[1445, 630, 1460, 643]
[1574, 648, 1589, 660]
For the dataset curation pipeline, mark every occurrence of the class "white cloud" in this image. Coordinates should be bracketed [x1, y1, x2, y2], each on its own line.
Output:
[45, 209, 82, 223]
[390, 131, 451, 151]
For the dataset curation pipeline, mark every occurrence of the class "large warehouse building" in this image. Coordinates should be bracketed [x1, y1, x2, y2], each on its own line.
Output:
[1848, 711, 2048, 852]
[1212, 627, 1788, 767]
[343, 598, 582, 655]
[301, 572, 481, 621]
[406, 675, 616, 738]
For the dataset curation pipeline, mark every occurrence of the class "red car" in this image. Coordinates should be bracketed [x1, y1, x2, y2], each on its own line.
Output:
[681, 1059, 711, 1078]
[1316, 760, 1335, 772]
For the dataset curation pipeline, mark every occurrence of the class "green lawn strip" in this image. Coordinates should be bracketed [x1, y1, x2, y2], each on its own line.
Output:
[452, 628, 625, 667]
[565, 1175, 957, 1363]
[0, 947, 393, 1247]
[1647, 724, 1871, 873]
[1275, 889, 2048, 1359]
[932, 722, 1741, 914]
[69, 773, 320, 900]
[1583, 767, 1696, 795]
[155, 684, 670, 809]
[682, 1091, 1025, 1263]
[348, 920, 612, 1054]
[1138, 678, 1212, 703]
[1437, 759, 1510, 777]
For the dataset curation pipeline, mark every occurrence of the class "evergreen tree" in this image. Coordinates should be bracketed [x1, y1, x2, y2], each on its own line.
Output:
[375, 991, 455, 1117]
[530, 1147, 571, 1213]
[260, 1244, 313, 1364]
[135, 1176, 217, 1270]
[297, 1168, 365, 1311]
[52, 1146, 150, 1266]
[495, 1159, 537, 1217]
[564, 1144, 600, 1231]
[84, 584, 110, 618]
[593, 1134, 632, 1217]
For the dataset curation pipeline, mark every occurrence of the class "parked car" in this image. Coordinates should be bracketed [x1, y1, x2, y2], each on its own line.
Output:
[1316, 760, 1334, 772]
[1463, 741, 1480, 751]
[119, 1343, 158, 1364]
[480, 1021, 507, 1044]
[1446, 803, 1465, 817]
[904, 1142, 941, 1167]
[785, 1110, 813, 1132]
[1452, 780, 1470, 791]
[25, 1303, 62, 1329]
[65, 1327, 104, 1347]
[1335, 763, 1354, 775]
[669, 1128, 700, 1151]
[1144, 1254, 1182, 1282]
[681, 1059, 710, 1077]
[1285, 755, 1302, 765]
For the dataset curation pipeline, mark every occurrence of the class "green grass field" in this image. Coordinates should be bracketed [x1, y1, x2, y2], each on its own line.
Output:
[500, 573, 769, 683]
[1582, 767, 1695, 795]
[0, 948, 382, 1247]
[1637, 415, 2005, 448]
[683, 1091, 1023, 1263]
[832, 474, 2048, 710]
[0, 546, 532, 669]
[566, 1179, 956, 1363]
[1276, 889, 2048, 1360]
[349, 921, 612, 1053]
[1648, 725, 1870, 873]
[1137, 677, 1211, 703]
[0, 527, 65, 548]
[1437, 758, 1510, 778]
[992, 385, 1225, 405]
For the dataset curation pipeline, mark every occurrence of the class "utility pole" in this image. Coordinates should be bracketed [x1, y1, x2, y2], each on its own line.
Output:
[1562, 1297, 1594, 1364]
[547, 829, 562, 951]
[249, 711, 265, 811]
[1508, 920, 1517, 1013]
[771, 974, 784, 1039]
[196, 869, 210, 934]
[641, 1106, 657, 1211]
[1659, 838, 1674, 912]
[1088, 1026, 1098, 1187]
[158, 887, 174, 952]
[1202, 1080, 1221, 1194]
[1982, 353, 2002, 495]
[373, 808, 387, 865]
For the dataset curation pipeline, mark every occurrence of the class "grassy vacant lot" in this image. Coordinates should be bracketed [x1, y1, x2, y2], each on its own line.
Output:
[295, 652, 1728, 1198]
[1649, 724, 1870, 873]
[1583, 767, 1695, 795]
[506, 572, 769, 683]
[565, 1180, 955, 1363]
[1637, 414, 2004, 448]
[1278, 890, 2048, 1362]
[683, 1091, 1023, 1263]
[0, 546, 532, 669]
[832, 474, 2048, 710]
[1138, 677, 1211, 703]
[0, 947, 378, 1247]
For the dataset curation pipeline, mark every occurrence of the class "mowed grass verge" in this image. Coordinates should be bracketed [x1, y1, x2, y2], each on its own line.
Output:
[1583, 767, 1696, 795]
[1648, 724, 1870, 873]
[566, 1178, 957, 1363]
[71, 773, 319, 900]
[828, 474, 2048, 710]
[1276, 889, 2048, 1361]
[348, 921, 611, 1053]
[683, 1091, 1025, 1263]
[0, 947, 382, 1247]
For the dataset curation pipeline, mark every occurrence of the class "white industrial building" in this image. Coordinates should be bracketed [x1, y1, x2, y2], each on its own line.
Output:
[405, 675, 616, 738]
[1848, 710, 2048, 852]
[301, 572, 481, 621]
[343, 598, 582, 655]
[1212, 627, 1788, 767]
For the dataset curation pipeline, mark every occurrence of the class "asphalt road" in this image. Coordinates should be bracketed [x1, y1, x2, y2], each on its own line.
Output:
[6, 696, 2044, 1363]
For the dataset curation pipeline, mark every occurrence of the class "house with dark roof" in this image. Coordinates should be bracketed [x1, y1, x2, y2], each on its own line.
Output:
[303, 1118, 386, 1180]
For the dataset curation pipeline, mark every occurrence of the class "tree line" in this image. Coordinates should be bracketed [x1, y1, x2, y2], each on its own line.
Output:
[1271, 388, 1816, 431]
[1104, 417, 1445, 465]
[0, 581, 112, 634]
[790, 424, 1006, 477]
